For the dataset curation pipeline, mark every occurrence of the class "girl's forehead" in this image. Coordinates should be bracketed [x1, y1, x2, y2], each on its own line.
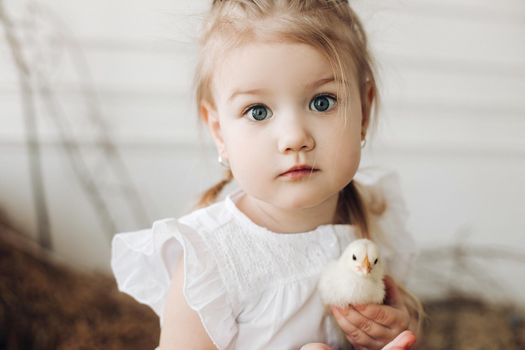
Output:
[211, 41, 347, 101]
[219, 41, 329, 73]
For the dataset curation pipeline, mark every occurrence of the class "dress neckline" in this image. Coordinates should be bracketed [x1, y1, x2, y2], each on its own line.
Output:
[224, 189, 355, 238]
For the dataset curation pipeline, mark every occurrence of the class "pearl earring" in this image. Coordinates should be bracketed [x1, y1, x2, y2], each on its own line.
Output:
[361, 139, 367, 149]
[218, 154, 230, 168]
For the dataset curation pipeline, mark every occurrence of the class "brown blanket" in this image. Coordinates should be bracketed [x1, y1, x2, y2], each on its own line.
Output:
[0, 221, 159, 350]
[1, 215, 524, 349]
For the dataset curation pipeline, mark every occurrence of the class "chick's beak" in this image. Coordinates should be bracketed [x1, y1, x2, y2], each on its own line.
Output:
[362, 255, 372, 274]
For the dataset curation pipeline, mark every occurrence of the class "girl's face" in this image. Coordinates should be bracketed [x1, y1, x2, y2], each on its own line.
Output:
[203, 41, 367, 215]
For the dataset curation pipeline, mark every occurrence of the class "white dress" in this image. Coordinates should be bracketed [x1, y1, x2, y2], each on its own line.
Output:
[111, 168, 417, 350]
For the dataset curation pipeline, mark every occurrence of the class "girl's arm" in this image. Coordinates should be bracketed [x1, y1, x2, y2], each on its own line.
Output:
[159, 258, 216, 350]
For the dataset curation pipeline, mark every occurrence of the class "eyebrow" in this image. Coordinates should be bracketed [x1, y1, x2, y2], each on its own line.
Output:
[228, 88, 269, 102]
[227, 76, 337, 102]
[308, 76, 337, 89]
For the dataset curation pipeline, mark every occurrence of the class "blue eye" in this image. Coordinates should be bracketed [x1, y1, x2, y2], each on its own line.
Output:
[310, 94, 337, 112]
[245, 105, 273, 121]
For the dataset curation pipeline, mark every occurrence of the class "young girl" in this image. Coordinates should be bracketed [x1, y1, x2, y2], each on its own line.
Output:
[112, 1, 423, 349]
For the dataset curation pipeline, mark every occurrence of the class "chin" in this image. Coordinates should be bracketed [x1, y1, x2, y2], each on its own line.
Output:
[277, 190, 339, 211]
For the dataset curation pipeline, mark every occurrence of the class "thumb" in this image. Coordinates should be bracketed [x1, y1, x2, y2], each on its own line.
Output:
[382, 330, 416, 350]
[300, 344, 332, 350]
[383, 275, 403, 308]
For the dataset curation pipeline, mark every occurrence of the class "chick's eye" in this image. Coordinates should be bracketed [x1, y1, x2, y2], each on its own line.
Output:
[352, 254, 357, 261]
[374, 258, 378, 265]
[310, 94, 337, 112]
[245, 105, 272, 121]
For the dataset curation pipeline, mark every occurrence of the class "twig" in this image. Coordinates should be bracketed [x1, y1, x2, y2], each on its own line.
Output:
[0, 0, 52, 249]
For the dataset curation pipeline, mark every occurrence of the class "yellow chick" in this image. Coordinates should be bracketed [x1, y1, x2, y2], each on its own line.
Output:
[319, 238, 385, 307]
[317, 239, 386, 349]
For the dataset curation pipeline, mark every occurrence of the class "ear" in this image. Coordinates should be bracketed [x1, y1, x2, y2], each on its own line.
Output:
[361, 80, 375, 140]
[200, 100, 227, 157]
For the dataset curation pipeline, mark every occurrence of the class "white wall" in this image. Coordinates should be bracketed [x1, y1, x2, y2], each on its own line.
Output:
[1, 0, 524, 303]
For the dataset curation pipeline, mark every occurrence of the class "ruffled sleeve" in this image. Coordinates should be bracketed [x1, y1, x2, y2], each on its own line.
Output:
[354, 167, 418, 283]
[111, 218, 238, 349]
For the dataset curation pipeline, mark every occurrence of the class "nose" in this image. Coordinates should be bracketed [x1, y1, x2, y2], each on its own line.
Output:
[277, 110, 315, 153]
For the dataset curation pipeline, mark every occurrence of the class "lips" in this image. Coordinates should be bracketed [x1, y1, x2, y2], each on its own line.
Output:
[279, 164, 319, 176]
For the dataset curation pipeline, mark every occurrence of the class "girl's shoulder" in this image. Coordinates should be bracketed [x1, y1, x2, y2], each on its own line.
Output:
[354, 166, 407, 217]
[110, 197, 237, 303]
[111, 199, 240, 348]
[177, 198, 235, 233]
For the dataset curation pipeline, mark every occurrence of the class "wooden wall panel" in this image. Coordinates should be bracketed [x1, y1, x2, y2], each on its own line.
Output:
[1, 0, 524, 300]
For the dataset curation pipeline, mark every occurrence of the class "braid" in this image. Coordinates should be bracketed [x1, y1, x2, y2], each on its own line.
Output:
[336, 181, 371, 239]
[196, 169, 234, 208]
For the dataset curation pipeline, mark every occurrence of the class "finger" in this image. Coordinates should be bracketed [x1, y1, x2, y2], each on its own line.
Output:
[332, 307, 383, 349]
[300, 343, 332, 350]
[382, 330, 416, 350]
[383, 275, 403, 308]
[352, 304, 400, 328]
[343, 305, 395, 339]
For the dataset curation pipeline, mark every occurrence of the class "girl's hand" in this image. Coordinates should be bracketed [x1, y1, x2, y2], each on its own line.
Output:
[299, 330, 416, 350]
[331, 276, 412, 350]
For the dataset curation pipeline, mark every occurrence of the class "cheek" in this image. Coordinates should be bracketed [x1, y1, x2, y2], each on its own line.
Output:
[223, 132, 264, 176]
[335, 151, 360, 182]
[325, 131, 361, 183]
[222, 122, 270, 157]
[325, 126, 361, 159]
[220, 121, 243, 154]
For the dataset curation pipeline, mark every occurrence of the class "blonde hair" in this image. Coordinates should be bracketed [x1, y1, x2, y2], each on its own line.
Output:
[194, 0, 424, 335]
[195, 0, 379, 236]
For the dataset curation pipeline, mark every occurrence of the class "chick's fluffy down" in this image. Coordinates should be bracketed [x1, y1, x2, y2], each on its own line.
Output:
[318, 260, 385, 307]
[318, 239, 386, 307]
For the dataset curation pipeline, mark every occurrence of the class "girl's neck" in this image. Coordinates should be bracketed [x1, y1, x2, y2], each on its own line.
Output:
[236, 193, 340, 233]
